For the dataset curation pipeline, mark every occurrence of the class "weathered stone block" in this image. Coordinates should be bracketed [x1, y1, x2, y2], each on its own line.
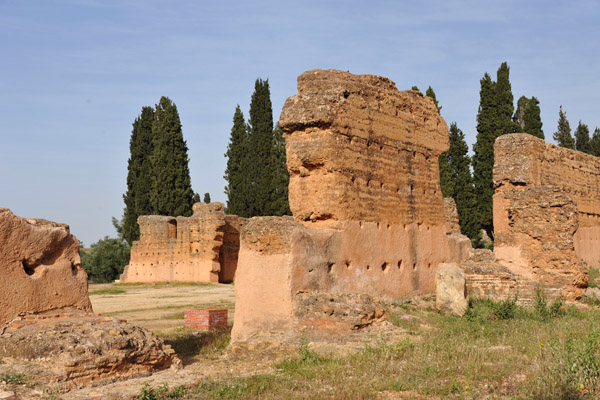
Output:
[435, 263, 467, 316]
[0, 208, 92, 327]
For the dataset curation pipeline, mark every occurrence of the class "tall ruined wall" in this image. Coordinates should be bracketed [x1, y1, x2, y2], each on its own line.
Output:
[0, 208, 92, 327]
[280, 69, 449, 227]
[493, 133, 594, 297]
[121, 203, 247, 283]
[232, 70, 471, 342]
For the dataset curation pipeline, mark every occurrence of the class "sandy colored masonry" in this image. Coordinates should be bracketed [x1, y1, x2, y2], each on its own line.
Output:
[0, 208, 92, 327]
[232, 70, 472, 342]
[493, 133, 592, 298]
[120, 202, 247, 283]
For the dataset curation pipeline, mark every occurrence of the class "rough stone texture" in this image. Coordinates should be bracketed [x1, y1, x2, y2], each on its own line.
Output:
[494, 134, 592, 298]
[435, 263, 467, 315]
[232, 70, 473, 343]
[444, 198, 461, 234]
[0, 308, 180, 387]
[280, 69, 449, 228]
[0, 208, 92, 328]
[121, 203, 247, 283]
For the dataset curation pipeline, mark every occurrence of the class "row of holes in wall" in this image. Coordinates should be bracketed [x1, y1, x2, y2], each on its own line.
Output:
[310, 260, 433, 273]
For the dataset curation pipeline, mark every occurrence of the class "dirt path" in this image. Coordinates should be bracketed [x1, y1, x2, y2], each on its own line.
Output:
[89, 283, 235, 332]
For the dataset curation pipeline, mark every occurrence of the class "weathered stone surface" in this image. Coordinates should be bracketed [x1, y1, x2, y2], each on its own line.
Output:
[121, 203, 247, 283]
[494, 134, 593, 298]
[0, 309, 180, 387]
[584, 287, 600, 302]
[435, 263, 467, 315]
[444, 198, 461, 234]
[0, 208, 92, 328]
[280, 69, 449, 228]
[232, 70, 473, 343]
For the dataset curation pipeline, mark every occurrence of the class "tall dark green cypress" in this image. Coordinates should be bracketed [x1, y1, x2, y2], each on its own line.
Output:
[425, 86, 442, 113]
[247, 78, 274, 216]
[514, 96, 528, 131]
[495, 62, 518, 137]
[472, 73, 498, 237]
[522, 96, 544, 139]
[575, 121, 592, 154]
[122, 106, 155, 245]
[446, 123, 478, 240]
[150, 96, 194, 217]
[267, 123, 291, 216]
[553, 106, 575, 149]
[224, 105, 250, 217]
[591, 128, 600, 157]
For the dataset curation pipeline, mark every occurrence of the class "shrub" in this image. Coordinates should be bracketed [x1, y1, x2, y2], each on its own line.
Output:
[81, 236, 130, 283]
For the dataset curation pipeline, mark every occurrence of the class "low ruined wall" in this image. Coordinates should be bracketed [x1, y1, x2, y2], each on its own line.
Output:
[0, 208, 92, 327]
[232, 70, 473, 342]
[493, 134, 594, 297]
[121, 203, 247, 283]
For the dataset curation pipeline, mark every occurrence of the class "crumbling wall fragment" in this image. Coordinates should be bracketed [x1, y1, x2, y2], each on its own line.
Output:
[493, 133, 595, 298]
[232, 70, 472, 342]
[0, 208, 92, 327]
[121, 203, 247, 283]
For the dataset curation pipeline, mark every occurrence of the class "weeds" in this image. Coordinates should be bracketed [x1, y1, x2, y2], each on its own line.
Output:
[589, 267, 599, 288]
[161, 326, 230, 360]
[465, 296, 519, 321]
[0, 372, 27, 385]
[137, 383, 188, 400]
[533, 288, 566, 320]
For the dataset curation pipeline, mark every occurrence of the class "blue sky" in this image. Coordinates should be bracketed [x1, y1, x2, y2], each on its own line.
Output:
[1, 0, 599, 245]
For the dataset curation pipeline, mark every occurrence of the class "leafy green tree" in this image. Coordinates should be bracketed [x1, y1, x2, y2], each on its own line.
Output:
[472, 72, 498, 237]
[553, 106, 575, 149]
[411, 85, 420, 91]
[81, 236, 131, 283]
[522, 96, 544, 139]
[425, 86, 442, 113]
[150, 96, 194, 217]
[224, 105, 250, 216]
[122, 106, 155, 244]
[575, 121, 592, 154]
[267, 123, 291, 216]
[591, 128, 600, 157]
[439, 151, 454, 198]
[192, 192, 201, 203]
[203, 192, 211, 203]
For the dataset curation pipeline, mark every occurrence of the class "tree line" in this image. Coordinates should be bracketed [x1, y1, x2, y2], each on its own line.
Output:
[436, 61, 599, 246]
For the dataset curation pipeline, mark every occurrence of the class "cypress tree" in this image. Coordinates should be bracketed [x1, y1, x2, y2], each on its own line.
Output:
[267, 123, 291, 216]
[591, 128, 600, 157]
[514, 96, 528, 130]
[425, 86, 442, 113]
[495, 62, 518, 137]
[224, 105, 250, 216]
[122, 106, 155, 245]
[439, 151, 454, 198]
[472, 73, 498, 237]
[553, 106, 575, 149]
[247, 78, 274, 216]
[575, 121, 592, 154]
[522, 96, 544, 139]
[446, 123, 478, 240]
[150, 96, 194, 217]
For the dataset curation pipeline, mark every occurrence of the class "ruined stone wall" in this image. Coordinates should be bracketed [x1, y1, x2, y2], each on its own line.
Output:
[120, 203, 247, 283]
[493, 133, 594, 297]
[232, 70, 472, 342]
[0, 208, 92, 327]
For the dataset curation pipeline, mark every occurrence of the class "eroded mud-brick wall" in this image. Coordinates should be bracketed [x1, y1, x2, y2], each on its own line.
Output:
[493, 133, 595, 298]
[232, 70, 472, 342]
[0, 208, 92, 327]
[121, 203, 247, 283]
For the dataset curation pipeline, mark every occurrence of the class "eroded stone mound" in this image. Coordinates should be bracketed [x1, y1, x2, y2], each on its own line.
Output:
[0, 308, 180, 387]
[0, 208, 92, 327]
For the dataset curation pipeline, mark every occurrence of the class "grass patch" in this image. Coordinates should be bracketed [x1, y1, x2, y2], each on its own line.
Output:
[159, 326, 231, 360]
[0, 371, 27, 385]
[163, 312, 185, 320]
[589, 266, 599, 288]
[89, 287, 126, 295]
